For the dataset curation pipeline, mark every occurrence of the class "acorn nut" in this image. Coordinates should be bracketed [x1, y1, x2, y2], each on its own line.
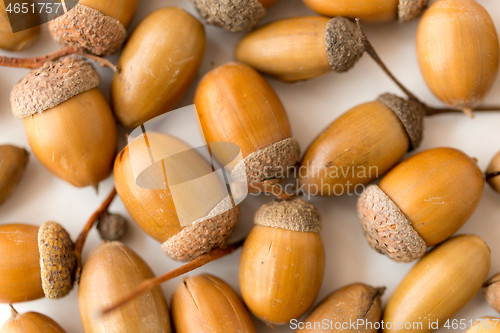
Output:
[357, 147, 484, 262]
[483, 273, 500, 312]
[0, 1, 40, 52]
[0, 306, 67, 333]
[466, 317, 500, 333]
[0, 145, 29, 207]
[486, 151, 500, 194]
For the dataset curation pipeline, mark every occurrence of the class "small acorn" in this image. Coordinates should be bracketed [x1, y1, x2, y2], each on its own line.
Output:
[466, 317, 500, 333]
[486, 151, 500, 194]
[96, 212, 128, 241]
[0, 222, 76, 304]
[236, 16, 365, 82]
[416, 0, 499, 117]
[0, 305, 67, 333]
[79, 241, 171, 333]
[171, 274, 256, 333]
[483, 273, 500, 312]
[304, 0, 428, 23]
[239, 198, 325, 326]
[297, 283, 384, 333]
[357, 147, 484, 262]
[114, 131, 240, 262]
[48, 0, 139, 56]
[384, 235, 490, 333]
[299, 93, 425, 196]
[195, 63, 300, 189]
[0, 145, 29, 207]
[191, 0, 279, 33]
[10, 57, 117, 188]
[0, 1, 40, 52]
[112, 7, 206, 128]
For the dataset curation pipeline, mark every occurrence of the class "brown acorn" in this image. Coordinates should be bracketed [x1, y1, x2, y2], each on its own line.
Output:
[0, 222, 76, 304]
[384, 235, 490, 333]
[357, 147, 484, 262]
[48, 0, 139, 56]
[236, 16, 365, 82]
[195, 62, 300, 189]
[0, 305, 67, 333]
[114, 131, 240, 262]
[171, 274, 256, 333]
[486, 151, 500, 194]
[483, 273, 500, 312]
[112, 7, 206, 128]
[10, 57, 117, 188]
[79, 241, 171, 333]
[0, 1, 40, 52]
[299, 93, 425, 196]
[239, 198, 325, 326]
[191, 0, 279, 32]
[466, 317, 500, 333]
[416, 0, 499, 117]
[303, 0, 428, 23]
[0, 145, 29, 207]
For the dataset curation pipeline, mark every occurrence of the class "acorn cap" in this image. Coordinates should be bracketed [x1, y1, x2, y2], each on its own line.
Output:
[48, 4, 126, 56]
[10, 57, 100, 118]
[191, 0, 266, 33]
[231, 138, 300, 184]
[254, 198, 321, 233]
[96, 212, 128, 241]
[38, 221, 76, 299]
[325, 16, 365, 73]
[161, 197, 240, 261]
[377, 93, 425, 150]
[398, 0, 428, 23]
[357, 185, 427, 262]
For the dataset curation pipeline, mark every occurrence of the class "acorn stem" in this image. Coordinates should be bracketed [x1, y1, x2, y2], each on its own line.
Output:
[426, 106, 500, 117]
[73, 187, 117, 283]
[99, 239, 245, 317]
[9, 304, 18, 318]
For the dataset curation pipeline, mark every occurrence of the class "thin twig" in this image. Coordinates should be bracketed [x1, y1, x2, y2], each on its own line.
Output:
[426, 106, 500, 116]
[99, 239, 245, 317]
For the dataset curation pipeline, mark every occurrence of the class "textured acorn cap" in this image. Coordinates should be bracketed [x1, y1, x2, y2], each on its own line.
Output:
[398, 0, 428, 23]
[161, 197, 240, 261]
[38, 221, 76, 299]
[254, 197, 321, 233]
[191, 0, 266, 32]
[377, 93, 425, 150]
[325, 16, 365, 73]
[357, 185, 427, 262]
[48, 4, 126, 56]
[96, 212, 128, 241]
[10, 57, 100, 118]
[231, 138, 300, 184]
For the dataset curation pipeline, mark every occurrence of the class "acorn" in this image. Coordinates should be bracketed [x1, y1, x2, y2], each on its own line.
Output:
[191, 0, 279, 33]
[10, 57, 117, 188]
[296, 283, 384, 333]
[195, 63, 300, 189]
[235, 16, 365, 82]
[0, 305, 67, 333]
[357, 147, 484, 262]
[0, 222, 76, 304]
[0, 145, 29, 207]
[114, 131, 240, 262]
[416, 0, 499, 117]
[299, 93, 425, 196]
[171, 274, 256, 333]
[48, 0, 139, 56]
[239, 198, 325, 326]
[467, 317, 500, 333]
[486, 151, 500, 194]
[112, 7, 205, 128]
[0, 1, 40, 52]
[79, 241, 171, 332]
[303, 0, 428, 23]
[384, 235, 490, 333]
[483, 273, 500, 312]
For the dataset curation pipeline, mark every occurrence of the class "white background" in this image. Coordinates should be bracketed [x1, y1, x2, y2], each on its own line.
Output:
[1, 0, 500, 332]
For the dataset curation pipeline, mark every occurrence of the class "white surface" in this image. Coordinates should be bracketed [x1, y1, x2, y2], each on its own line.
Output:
[1, 0, 500, 332]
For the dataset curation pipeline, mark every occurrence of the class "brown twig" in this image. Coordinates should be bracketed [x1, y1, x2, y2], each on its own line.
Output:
[73, 187, 117, 283]
[99, 239, 245, 317]
[426, 105, 500, 117]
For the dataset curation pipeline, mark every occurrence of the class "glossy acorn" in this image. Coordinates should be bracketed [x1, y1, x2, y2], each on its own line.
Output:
[236, 16, 365, 82]
[112, 7, 205, 128]
[384, 235, 490, 333]
[0, 222, 76, 304]
[0, 306, 66, 333]
[49, 0, 139, 56]
[357, 147, 484, 262]
[10, 57, 117, 188]
[299, 93, 425, 196]
[79, 241, 171, 333]
[486, 151, 500, 194]
[239, 198, 325, 326]
[416, 0, 499, 117]
[304, 0, 428, 23]
[0, 145, 29, 207]
[171, 274, 256, 333]
[0, 1, 40, 52]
